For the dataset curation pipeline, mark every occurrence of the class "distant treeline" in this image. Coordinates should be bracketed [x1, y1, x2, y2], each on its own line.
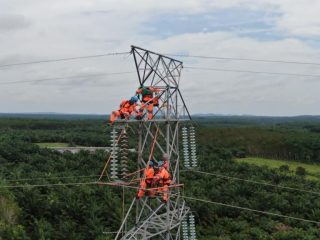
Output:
[0, 113, 108, 120]
[1, 113, 320, 122]
[0, 118, 109, 147]
[1, 116, 320, 163]
[1, 117, 320, 239]
[197, 123, 320, 163]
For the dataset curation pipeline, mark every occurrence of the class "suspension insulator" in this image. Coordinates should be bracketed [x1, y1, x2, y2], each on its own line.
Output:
[189, 213, 197, 240]
[119, 131, 129, 179]
[189, 126, 198, 168]
[181, 218, 189, 240]
[110, 128, 119, 179]
[120, 159, 129, 179]
[120, 154, 128, 173]
[182, 126, 190, 168]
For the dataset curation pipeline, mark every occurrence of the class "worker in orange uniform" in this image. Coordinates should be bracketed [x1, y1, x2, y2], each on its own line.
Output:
[135, 86, 160, 120]
[109, 96, 139, 124]
[137, 160, 155, 199]
[154, 159, 171, 202]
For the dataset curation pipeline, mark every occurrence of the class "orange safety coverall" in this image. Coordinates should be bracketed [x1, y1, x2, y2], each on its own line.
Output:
[154, 167, 171, 202]
[137, 166, 155, 198]
[109, 100, 137, 123]
[136, 87, 160, 120]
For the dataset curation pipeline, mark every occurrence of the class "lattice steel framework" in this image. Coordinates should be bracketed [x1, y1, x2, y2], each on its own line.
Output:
[99, 46, 192, 239]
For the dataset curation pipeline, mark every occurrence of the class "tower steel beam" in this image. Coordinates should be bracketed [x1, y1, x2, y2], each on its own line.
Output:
[103, 46, 191, 239]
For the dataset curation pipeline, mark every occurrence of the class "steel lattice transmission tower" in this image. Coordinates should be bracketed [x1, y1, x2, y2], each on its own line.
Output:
[100, 46, 192, 240]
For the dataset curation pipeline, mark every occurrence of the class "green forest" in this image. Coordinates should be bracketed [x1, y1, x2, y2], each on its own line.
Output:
[1, 115, 320, 239]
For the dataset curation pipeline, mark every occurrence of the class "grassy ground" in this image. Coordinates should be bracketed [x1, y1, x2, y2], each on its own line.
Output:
[236, 157, 320, 181]
[36, 142, 70, 148]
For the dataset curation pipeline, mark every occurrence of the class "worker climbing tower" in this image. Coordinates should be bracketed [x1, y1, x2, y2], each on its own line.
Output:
[99, 46, 194, 239]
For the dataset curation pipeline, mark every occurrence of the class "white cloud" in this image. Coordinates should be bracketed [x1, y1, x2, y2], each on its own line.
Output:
[258, 0, 320, 37]
[0, 0, 320, 115]
[147, 32, 320, 115]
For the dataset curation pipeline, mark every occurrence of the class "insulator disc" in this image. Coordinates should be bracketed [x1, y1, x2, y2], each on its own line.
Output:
[188, 213, 197, 240]
[181, 218, 189, 240]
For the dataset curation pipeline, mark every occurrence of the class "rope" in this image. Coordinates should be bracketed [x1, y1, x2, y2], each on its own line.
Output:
[136, 126, 161, 189]
[183, 195, 320, 225]
[98, 127, 126, 181]
[123, 168, 144, 178]
[147, 127, 160, 164]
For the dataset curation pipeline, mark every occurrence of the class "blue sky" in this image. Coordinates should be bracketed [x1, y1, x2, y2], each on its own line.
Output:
[1, 0, 320, 116]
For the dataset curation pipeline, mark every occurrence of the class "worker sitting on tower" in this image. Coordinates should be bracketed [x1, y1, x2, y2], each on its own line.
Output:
[109, 96, 139, 124]
[135, 86, 161, 120]
[137, 160, 156, 199]
[154, 158, 171, 203]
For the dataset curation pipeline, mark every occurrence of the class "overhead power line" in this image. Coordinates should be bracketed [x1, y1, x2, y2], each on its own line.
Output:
[183, 195, 320, 225]
[185, 66, 320, 78]
[1, 181, 318, 225]
[6, 169, 320, 196]
[3, 67, 319, 86]
[0, 51, 130, 69]
[183, 169, 320, 196]
[169, 54, 320, 66]
[0, 71, 135, 85]
[1, 178, 319, 225]
[0, 181, 97, 189]
[2, 50, 320, 69]
[3, 174, 100, 182]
